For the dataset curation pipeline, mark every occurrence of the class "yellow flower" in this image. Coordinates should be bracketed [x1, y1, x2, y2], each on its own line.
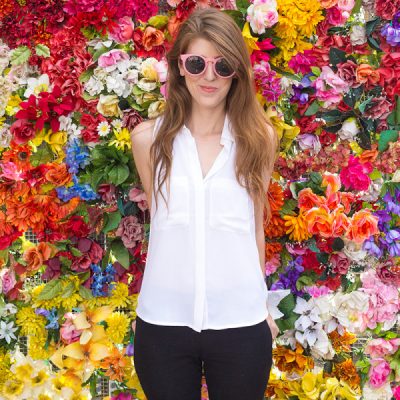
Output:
[140, 58, 159, 81]
[16, 307, 47, 336]
[97, 94, 122, 117]
[2, 378, 25, 399]
[148, 99, 166, 119]
[29, 333, 53, 360]
[283, 210, 313, 241]
[106, 312, 130, 344]
[128, 293, 139, 319]
[5, 94, 22, 116]
[320, 377, 359, 400]
[107, 282, 131, 309]
[30, 369, 49, 387]
[242, 22, 259, 54]
[288, 371, 324, 400]
[38, 394, 52, 400]
[109, 127, 131, 151]
[31, 128, 67, 161]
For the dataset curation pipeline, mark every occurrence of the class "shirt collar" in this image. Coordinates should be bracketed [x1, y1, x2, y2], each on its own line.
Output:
[182, 113, 234, 146]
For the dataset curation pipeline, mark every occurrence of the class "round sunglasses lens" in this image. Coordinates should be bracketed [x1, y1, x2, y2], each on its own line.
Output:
[216, 58, 234, 77]
[185, 56, 205, 74]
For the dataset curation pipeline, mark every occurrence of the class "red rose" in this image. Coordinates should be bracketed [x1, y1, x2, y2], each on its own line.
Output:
[297, 116, 321, 134]
[318, 275, 342, 291]
[319, 131, 337, 146]
[10, 120, 36, 144]
[301, 250, 324, 274]
[71, 254, 92, 272]
[64, 215, 90, 237]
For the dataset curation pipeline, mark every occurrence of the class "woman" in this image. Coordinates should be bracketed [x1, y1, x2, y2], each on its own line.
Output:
[130, 7, 281, 400]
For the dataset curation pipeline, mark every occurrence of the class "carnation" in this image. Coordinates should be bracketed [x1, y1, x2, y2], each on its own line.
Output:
[375, 0, 400, 20]
[340, 155, 372, 191]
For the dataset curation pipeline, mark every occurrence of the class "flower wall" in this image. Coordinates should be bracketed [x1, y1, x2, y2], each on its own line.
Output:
[0, 0, 399, 399]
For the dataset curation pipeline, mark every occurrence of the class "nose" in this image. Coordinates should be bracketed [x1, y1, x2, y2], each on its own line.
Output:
[204, 60, 216, 80]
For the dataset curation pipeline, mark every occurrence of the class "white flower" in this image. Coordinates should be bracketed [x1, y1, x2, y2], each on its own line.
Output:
[350, 24, 367, 46]
[111, 119, 123, 132]
[85, 76, 104, 96]
[106, 73, 131, 97]
[360, 178, 384, 202]
[343, 239, 368, 262]
[137, 78, 158, 92]
[97, 121, 111, 137]
[0, 320, 18, 344]
[0, 124, 12, 147]
[332, 291, 369, 333]
[0, 303, 18, 317]
[246, 0, 278, 34]
[362, 382, 393, 400]
[392, 169, 400, 182]
[24, 74, 50, 98]
[338, 117, 360, 141]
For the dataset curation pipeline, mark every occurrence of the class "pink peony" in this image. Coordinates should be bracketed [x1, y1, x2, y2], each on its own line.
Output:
[368, 358, 391, 388]
[60, 313, 82, 344]
[337, 0, 354, 11]
[265, 253, 280, 276]
[365, 338, 400, 359]
[98, 49, 129, 69]
[340, 155, 372, 191]
[116, 216, 144, 248]
[314, 66, 349, 106]
[109, 16, 135, 43]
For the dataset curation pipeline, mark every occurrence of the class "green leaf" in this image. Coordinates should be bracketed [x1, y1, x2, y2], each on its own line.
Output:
[108, 164, 130, 185]
[277, 293, 295, 315]
[30, 142, 54, 167]
[369, 169, 382, 180]
[366, 17, 381, 36]
[367, 36, 381, 52]
[92, 46, 110, 62]
[79, 285, 94, 300]
[35, 44, 50, 58]
[279, 199, 297, 217]
[111, 239, 130, 269]
[304, 100, 320, 116]
[223, 10, 246, 29]
[102, 211, 122, 233]
[37, 279, 63, 300]
[79, 68, 94, 83]
[310, 66, 321, 76]
[147, 15, 169, 29]
[351, 0, 362, 16]
[61, 282, 75, 298]
[358, 96, 373, 113]
[310, 172, 322, 185]
[378, 130, 399, 152]
[235, 0, 250, 10]
[10, 46, 31, 65]
[329, 47, 347, 66]
[70, 247, 83, 257]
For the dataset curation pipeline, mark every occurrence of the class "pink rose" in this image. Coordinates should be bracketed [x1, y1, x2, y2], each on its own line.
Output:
[368, 358, 391, 388]
[109, 16, 135, 43]
[337, 0, 354, 11]
[330, 252, 350, 274]
[129, 187, 148, 211]
[1, 269, 16, 294]
[88, 241, 104, 264]
[314, 66, 349, 106]
[365, 338, 400, 358]
[98, 183, 117, 203]
[364, 96, 392, 120]
[337, 60, 359, 87]
[122, 109, 143, 131]
[326, 6, 347, 26]
[98, 49, 129, 69]
[288, 50, 316, 74]
[70, 254, 92, 273]
[116, 216, 144, 249]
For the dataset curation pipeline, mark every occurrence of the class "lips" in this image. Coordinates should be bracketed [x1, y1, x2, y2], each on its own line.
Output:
[200, 85, 218, 93]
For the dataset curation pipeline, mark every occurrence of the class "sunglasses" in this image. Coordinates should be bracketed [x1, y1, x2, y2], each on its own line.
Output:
[179, 54, 235, 79]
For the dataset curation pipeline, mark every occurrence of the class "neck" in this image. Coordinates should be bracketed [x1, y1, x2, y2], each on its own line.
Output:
[186, 104, 226, 138]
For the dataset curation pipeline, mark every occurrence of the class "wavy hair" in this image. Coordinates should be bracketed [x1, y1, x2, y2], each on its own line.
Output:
[150, 7, 279, 220]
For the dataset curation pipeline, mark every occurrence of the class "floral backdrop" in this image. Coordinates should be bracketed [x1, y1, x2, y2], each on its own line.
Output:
[0, 0, 399, 399]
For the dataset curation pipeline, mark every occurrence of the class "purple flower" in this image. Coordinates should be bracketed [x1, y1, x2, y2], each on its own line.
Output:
[253, 61, 283, 102]
[271, 256, 304, 296]
[363, 237, 383, 258]
[125, 343, 134, 356]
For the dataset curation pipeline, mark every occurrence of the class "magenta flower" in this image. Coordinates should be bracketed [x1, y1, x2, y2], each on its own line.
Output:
[340, 156, 373, 191]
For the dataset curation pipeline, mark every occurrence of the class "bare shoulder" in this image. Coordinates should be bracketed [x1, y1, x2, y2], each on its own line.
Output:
[130, 119, 157, 147]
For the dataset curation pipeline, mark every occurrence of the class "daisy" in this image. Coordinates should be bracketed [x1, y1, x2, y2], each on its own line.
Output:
[97, 121, 111, 137]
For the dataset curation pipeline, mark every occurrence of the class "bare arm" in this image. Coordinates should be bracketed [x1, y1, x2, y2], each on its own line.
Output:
[130, 119, 156, 212]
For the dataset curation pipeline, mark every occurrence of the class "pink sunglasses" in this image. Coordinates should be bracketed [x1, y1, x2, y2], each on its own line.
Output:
[179, 54, 235, 79]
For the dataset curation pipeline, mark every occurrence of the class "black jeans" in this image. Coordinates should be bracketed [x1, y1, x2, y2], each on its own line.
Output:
[133, 316, 273, 400]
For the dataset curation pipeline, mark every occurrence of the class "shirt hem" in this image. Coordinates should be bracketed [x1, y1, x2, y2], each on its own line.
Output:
[136, 311, 268, 332]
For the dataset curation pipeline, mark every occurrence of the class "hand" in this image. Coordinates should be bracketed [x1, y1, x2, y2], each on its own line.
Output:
[266, 314, 279, 340]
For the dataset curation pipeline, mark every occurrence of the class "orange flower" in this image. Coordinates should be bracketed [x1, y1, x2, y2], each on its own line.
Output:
[331, 207, 351, 237]
[319, 0, 338, 8]
[23, 242, 57, 274]
[305, 206, 333, 238]
[0, 0, 13, 18]
[356, 64, 380, 86]
[298, 188, 325, 211]
[265, 241, 282, 261]
[6, 199, 47, 232]
[322, 172, 341, 194]
[283, 210, 313, 241]
[0, 210, 16, 237]
[347, 210, 379, 243]
[142, 26, 165, 51]
[167, 15, 183, 41]
[267, 182, 285, 212]
[1, 143, 32, 170]
[265, 213, 286, 238]
[273, 344, 314, 375]
[339, 192, 355, 214]
[359, 145, 378, 164]
[328, 329, 357, 353]
[45, 163, 72, 186]
[333, 359, 361, 389]
[100, 347, 129, 381]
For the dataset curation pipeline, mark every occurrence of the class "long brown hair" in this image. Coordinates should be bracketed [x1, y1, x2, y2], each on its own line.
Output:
[150, 7, 279, 220]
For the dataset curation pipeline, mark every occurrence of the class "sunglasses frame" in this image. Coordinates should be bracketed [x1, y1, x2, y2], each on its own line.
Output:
[179, 54, 235, 79]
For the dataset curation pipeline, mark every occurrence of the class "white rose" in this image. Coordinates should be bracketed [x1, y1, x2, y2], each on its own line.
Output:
[338, 117, 360, 141]
[350, 24, 367, 46]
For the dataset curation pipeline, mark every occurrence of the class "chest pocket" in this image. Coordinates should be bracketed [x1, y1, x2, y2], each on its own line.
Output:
[152, 176, 190, 230]
[208, 178, 252, 234]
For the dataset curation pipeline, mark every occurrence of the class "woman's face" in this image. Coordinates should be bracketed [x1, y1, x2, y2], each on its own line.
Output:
[178, 37, 234, 111]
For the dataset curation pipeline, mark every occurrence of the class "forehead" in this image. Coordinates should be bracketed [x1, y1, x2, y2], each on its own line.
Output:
[185, 37, 220, 57]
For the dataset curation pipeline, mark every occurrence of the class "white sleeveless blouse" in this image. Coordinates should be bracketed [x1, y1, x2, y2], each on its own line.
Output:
[136, 113, 287, 332]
